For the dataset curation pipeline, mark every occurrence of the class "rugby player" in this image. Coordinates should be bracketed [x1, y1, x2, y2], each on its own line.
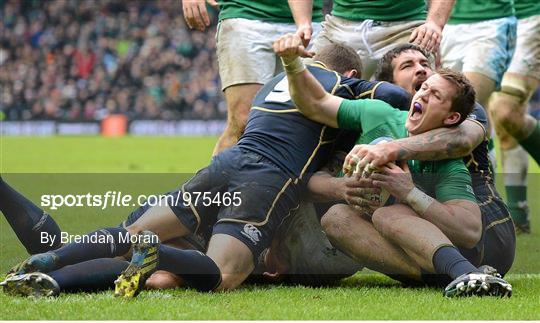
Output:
[347, 44, 516, 277]
[310, 0, 455, 78]
[274, 34, 512, 297]
[182, 0, 323, 155]
[439, 0, 517, 169]
[2, 43, 411, 297]
[490, 0, 540, 233]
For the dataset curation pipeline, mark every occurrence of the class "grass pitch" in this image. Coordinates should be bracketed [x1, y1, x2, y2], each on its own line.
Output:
[0, 136, 539, 320]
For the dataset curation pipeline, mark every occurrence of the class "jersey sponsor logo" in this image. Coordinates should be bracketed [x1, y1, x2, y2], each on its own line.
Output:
[241, 224, 262, 245]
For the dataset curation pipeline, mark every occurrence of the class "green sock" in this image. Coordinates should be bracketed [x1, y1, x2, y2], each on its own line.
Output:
[505, 185, 529, 225]
[519, 120, 540, 165]
[488, 138, 495, 151]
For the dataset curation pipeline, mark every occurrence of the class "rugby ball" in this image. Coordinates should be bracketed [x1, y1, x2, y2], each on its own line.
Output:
[353, 136, 395, 209]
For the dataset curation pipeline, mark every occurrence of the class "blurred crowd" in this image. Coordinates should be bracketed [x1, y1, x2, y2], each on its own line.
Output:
[0, 0, 538, 122]
[0, 0, 224, 121]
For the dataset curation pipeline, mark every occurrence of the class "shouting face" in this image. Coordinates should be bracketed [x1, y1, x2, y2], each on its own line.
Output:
[405, 73, 462, 135]
[391, 50, 433, 95]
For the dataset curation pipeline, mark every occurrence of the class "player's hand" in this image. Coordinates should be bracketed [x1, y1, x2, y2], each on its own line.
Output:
[335, 177, 381, 209]
[262, 248, 289, 282]
[342, 143, 398, 177]
[273, 33, 315, 63]
[370, 162, 414, 201]
[409, 21, 443, 53]
[295, 23, 313, 48]
[182, 0, 218, 31]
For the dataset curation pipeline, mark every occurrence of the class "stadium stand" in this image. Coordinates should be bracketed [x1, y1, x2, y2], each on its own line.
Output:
[0, 0, 225, 122]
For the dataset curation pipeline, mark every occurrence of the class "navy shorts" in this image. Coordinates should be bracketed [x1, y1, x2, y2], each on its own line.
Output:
[164, 146, 300, 261]
[461, 176, 516, 276]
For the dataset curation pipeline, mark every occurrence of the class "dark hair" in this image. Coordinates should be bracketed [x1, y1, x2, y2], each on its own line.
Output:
[313, 42, 363, 76]
[374, 43, 430, 82]
[436, 68, 476, 125]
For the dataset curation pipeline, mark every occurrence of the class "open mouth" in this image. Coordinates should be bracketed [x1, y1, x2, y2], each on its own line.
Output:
[410, 102, 423, 121]
[413, 79, 425, 93]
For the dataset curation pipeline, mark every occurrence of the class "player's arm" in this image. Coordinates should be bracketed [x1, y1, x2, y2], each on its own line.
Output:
[307, 171, 380, 207]
[409, 0, 455, 52]
[273, 33, 343, 128]
[288, 0, 314, 47]
[371, 162, 481, 249]
[346, 103, 487, 170]
[346, 119, 485, 171]
[306, 150, 380, 206]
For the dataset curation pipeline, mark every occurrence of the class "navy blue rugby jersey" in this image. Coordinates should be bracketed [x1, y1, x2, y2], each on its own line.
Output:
[465, 103, 493, 180]
[236, 63, 411, 182]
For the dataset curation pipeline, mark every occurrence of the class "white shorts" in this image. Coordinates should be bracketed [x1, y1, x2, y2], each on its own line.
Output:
[440, 16, 517, 89]
[216, 18, 321, 90]
[506, 15, 540, 80]
[272, 201, 362, 285]
[311, 15, 424, 79]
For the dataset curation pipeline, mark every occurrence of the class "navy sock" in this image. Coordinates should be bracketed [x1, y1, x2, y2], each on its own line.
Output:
[0, 177, 62, 254]
[157, 244, 221, 292]
[432, 246, 478, 280]
[48, 258, 129, 293]
[53, 227, 131, 267]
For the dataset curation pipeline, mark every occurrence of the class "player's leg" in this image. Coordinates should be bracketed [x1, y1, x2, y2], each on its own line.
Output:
[2, 258, 129, 297]
[206, 233, 254, 290]
[441, 17, 517, 169]
[10, 151, 230, 276]
[213, 84, 262, 155]
[491, 79, 535, 232]
[493, 14, 540, 166]
[321, 203, 422, 281]
[464, 73, 496, 113]
[213, 18, 279, 155]
[3, 235, 208, 296]
[180, 148, 299, 290]
[121, 232, 253, 294]
[116, 147, 290, 296]
[124, 204, 191, 241]
[492, 66, 540, 232]
[371, 204, 512, 296]
[371, 204, 477, 276]
[0, 176, 62, 254]
[7, 204, 175, 276]
[265, 202, 362, 285]
[145, 234, 208, 290]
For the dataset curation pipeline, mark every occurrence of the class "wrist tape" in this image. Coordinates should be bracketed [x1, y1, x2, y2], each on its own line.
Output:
[406, 187, 434, 216]
[281, 57, 306, 74]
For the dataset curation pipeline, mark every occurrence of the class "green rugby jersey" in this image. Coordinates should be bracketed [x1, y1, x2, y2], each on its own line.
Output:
[448, 0, 515, 24]
[218, 0, 323, 23]
[515, 0, 540, 19]
[337, 98, 476, 203]
[331, 0, 426, 22]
